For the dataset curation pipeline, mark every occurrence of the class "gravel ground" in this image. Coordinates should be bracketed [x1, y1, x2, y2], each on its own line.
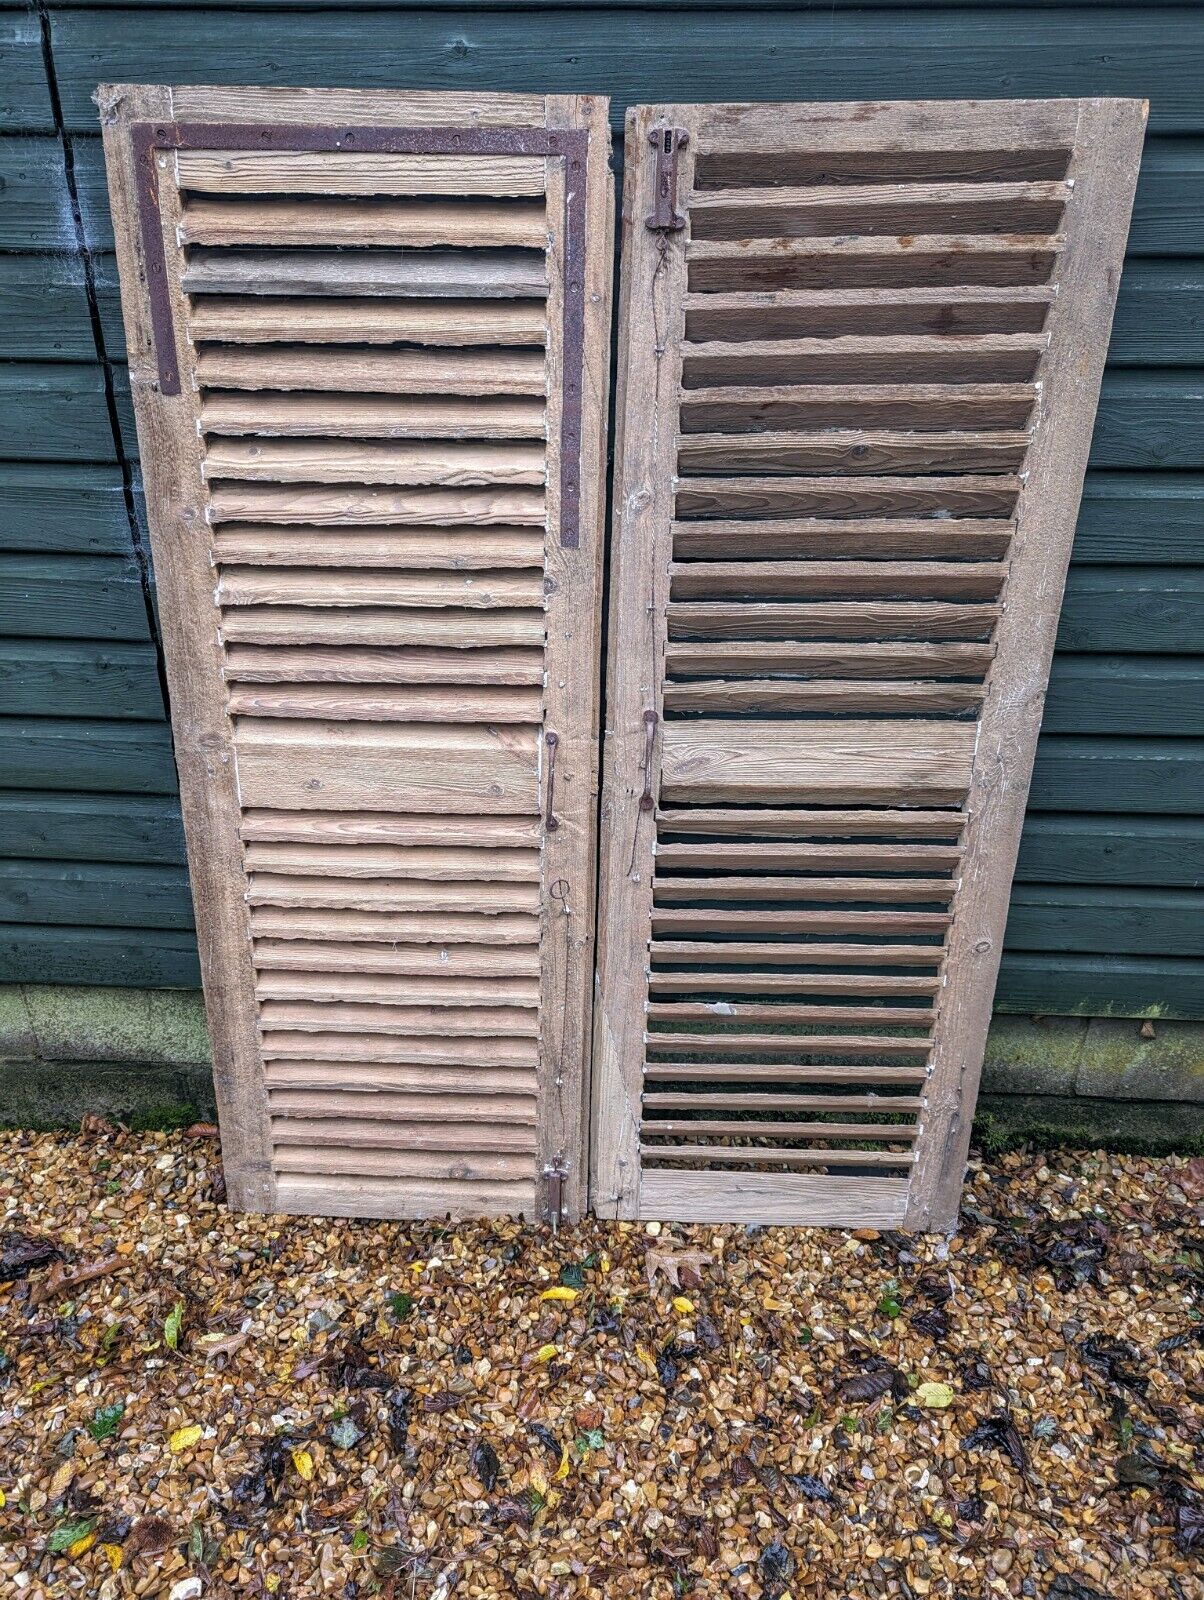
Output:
[0, 1129, 1200, 1600]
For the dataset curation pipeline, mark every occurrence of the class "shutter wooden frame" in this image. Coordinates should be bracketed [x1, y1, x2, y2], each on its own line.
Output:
[593, 98, 1145, 1232]
[100, 85, 613, 1222]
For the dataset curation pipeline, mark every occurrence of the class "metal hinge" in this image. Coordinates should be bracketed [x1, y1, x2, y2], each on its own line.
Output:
[543, 1157, 569, 1232]
[646, 126, 688, 232]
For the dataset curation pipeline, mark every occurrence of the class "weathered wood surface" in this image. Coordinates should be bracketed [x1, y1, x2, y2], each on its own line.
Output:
[99, 83, 611, 1223]
[594, 96, 1146, 1231]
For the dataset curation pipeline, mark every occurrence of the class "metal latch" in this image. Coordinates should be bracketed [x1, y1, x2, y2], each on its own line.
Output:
[543, 1157, 568, 1232]
[646, 126, 688, 232]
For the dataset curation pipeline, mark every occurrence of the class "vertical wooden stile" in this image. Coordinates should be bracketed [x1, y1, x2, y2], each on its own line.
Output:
[101, 86, 612, 1222]
[594, 99, 1145, 1230]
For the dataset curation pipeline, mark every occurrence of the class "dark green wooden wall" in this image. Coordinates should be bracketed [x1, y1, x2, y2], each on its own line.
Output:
[1, 0, 1201, 1018]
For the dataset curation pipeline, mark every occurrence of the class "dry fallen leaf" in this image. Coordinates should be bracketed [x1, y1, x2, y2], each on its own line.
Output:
[915, 1382, 956, 1409]
[645, 1248, 714, 1291]
[169, 1424, 203, 1453]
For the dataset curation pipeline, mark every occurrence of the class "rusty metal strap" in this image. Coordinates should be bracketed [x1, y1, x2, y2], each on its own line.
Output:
[130, 121, 590, 550]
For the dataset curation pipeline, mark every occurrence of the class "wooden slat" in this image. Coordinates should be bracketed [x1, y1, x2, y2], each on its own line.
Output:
[244, 841, 540, 880]
[656, 842, 961, 871]
[213, 527, 546, 570]
[240, 810, 540, 847]
[261, 1031, 538, 1067]
[686, 234, 1062, 292]
[645, 1033, 933, 1058]
[642, 1119, 920, 1141]
[653, 876, 956, 904]
[217, 568, 544, 609]
[678, 383, 1037, 432]
[643, 1062, 930, 1084]
[183, 246, 548, 299]
[205, 439, 546, 487]
[642, 1145, 916, 1169]
[268, 1088, 537, 1121]
[202, 392, 546, 440]
[668, 560, 1005, 601]
[667, 601, 999, 642]
[672, 519, 1015, 560]
[176, 150, 547, 197]
[674, 474, 1019, 520]
[648, 971, 940, 996]
[643, 1092, 925, 1113]
[189, 296, 546, 347]
[660, 720, 975, 805]
[647, 1002, 933, 1027]
[249, 906, 540, 944]
[264, 1060, 537, 1095]
[271, 1117, 537, 1153]
[256, 971, 539, 1005]
[676, 431, 1028, 475]
[650, 942, 946, 968]
[679, 334, 1045, 386]
[687, 180, 1068, 240]
[180, 195, 548, 249]
[258, 999, 539, 1037]
[224, 643, 544, 684]
[221, 608, 544, 649]
[195, 345, 546, 395]
[209, 485, 546, 528]
[247, 875, 540, 913]
[681, 288, 1054, 342]
[272, 1146, 536, 1182]
[664, 678, 984, 715]
[651, 909, 950, 936]
[227, 682, 543, 722]
[655, 808, 965, 839]
[663, 642, 995, 679]
[253, 938, 540, 977]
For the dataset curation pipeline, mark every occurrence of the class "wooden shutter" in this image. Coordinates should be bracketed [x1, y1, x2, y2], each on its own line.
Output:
[594, 98, 1144, 1231]
[100, 86, 612, 1222]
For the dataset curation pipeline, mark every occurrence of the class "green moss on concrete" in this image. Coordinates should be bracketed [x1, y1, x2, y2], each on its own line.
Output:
[0, 1058, 215, 1131]
[974, 1093, 1204, 1158]
[0, 984, 209, 1066]
[984, 1015, 1204, 1101]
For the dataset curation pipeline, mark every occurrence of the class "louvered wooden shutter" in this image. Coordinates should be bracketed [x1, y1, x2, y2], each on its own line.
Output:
[100, 86, 612, 1222]
[594, 99, 1144, 1231]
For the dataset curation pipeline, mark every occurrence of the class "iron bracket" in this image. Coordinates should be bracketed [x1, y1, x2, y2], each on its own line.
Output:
[646, 126, 689, 232]
[543, 1157, 568, 1232]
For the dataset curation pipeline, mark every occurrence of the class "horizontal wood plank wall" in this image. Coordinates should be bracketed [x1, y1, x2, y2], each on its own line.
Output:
[0, 0, 1201, 1030]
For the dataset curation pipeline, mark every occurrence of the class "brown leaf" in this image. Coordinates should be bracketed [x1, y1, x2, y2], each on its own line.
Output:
[184, 1123, 221, 1140]
[80, 1112, 119, 1136]
[29, 1252, 126, 1308]
[199, 1330, 249, 1363]
[645, 1248, 714, 1291]
[1181, 1156, 1204, 1200]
